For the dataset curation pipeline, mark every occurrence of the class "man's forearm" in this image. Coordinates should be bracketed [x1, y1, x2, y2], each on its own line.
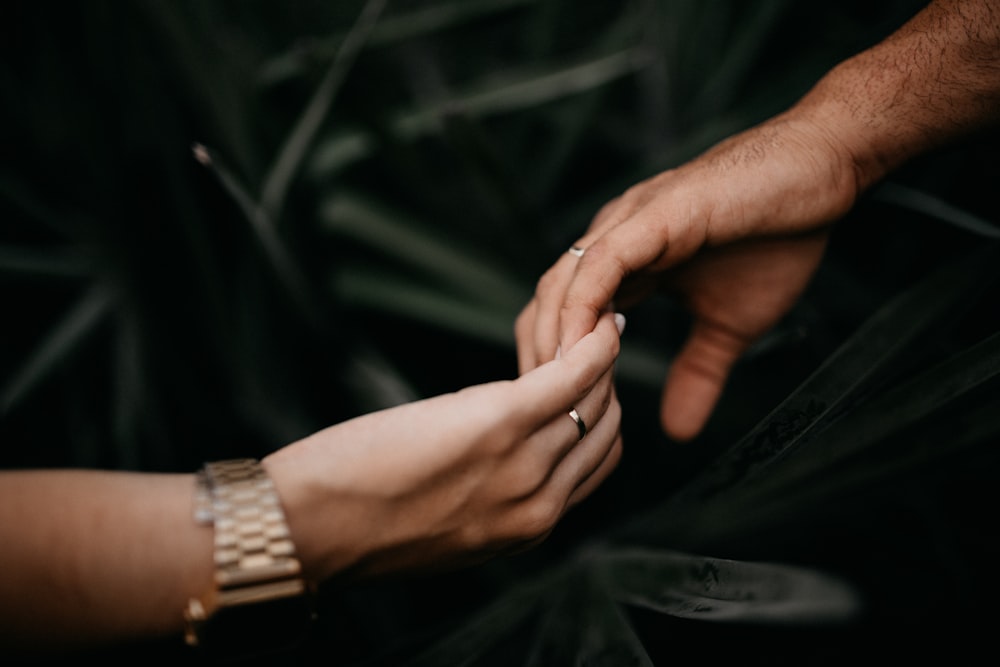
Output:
[796, 0, 1000, 190]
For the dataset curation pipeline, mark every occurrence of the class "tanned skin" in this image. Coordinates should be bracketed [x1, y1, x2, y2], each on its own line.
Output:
[517, 0, 1000, 441]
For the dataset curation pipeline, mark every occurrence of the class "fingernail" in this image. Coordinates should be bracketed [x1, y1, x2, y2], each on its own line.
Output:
[614, 313, 626, 335]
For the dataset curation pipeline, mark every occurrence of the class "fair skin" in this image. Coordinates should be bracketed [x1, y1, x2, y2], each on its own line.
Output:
[517, 0, 1000, 441]
[0, 312, 624, 653]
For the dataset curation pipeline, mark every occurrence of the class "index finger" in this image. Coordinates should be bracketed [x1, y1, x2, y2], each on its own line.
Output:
[559, 206, 697, 351]
[559, 197, 710, 349]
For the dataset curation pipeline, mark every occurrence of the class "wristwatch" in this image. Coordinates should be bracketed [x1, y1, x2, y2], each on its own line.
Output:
[184, 459, 316, 656]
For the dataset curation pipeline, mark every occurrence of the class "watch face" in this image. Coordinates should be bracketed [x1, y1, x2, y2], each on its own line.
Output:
[197, 594, 315, 658]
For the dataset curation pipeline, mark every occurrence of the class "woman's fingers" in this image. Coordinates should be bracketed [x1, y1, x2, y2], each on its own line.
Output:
[558, 199, 707, 354]
[497, 366, 622, 544]
[505, 312, 624, 508]
[562, 387, 623, 509]
[513, 311, 624, 426]
[516, 313, 626, 521]
[515, 247, 587, 374]
[529, 362, 617, 471]
[515, 195, 630, 375]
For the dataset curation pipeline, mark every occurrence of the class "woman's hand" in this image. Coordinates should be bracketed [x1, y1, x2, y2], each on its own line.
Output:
[265, 311, 625, 581]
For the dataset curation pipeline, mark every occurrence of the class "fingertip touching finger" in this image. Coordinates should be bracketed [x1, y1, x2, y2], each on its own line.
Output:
[522, 192, 632, 374]
[558, 310, 625, 384]
[557, 237, 630, 353]
[515, 311, 625, 425]
[558, 201, 700, 353]
[528, 251, 583, 371]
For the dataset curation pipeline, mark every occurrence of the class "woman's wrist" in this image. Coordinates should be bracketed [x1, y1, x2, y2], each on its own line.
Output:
[262, 444, 366, 584]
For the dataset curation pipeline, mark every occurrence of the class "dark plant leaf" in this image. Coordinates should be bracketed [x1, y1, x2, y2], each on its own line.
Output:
[307, 47, 650, 177]
[750, 329, 1000, 498]
[621, 242, 1000, 543]
[341, 340, 423, 411]
[729, 391, 1000, 543]
[684, 0, 794, 118]
[397, 576, 550, 667]
[590, 547, 861, 625]
[137, 0, 261, 174]
[260, 0, 386, 220]
[873, 182, 1000, 239]
[0, 246, 90, 278]
[258, 0, 537, 86]
[525, 570, 654, 667]
[331, 266, 519, 347]
[2, 284, 111, 414]
[321, 192, 530, 311]
[191, 143, 320, 324]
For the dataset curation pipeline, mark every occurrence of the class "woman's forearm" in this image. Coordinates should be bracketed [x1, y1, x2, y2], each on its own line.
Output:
[0, 470, 212, 651]
[0, 313, 624, 654]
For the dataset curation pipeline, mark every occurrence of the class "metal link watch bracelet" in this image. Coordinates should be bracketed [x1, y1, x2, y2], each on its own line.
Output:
[184, 459, 315, 656]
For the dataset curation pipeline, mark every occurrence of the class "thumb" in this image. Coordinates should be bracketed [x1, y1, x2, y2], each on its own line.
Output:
[659, 321, 747, 442]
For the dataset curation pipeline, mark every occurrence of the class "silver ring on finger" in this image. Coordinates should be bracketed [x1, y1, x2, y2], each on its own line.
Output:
[568, 408, 587, 440]
[568, 245, 585, 258]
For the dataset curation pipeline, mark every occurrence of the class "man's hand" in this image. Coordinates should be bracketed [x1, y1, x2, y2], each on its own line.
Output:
[517, 0, 1000, 441]
[516, 115, 848, 440]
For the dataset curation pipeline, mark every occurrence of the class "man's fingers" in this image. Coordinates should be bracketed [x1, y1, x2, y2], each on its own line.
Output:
[558, 205, 701, 353]
[556, 239, 632, 354]
[531, 254, 579, 368]
[516, 192, 632, 376]
[516, 246, 589, 375]
[660, 367, 724, 443]
[514, 301, 538, 375]
[659, 320, 747, 442]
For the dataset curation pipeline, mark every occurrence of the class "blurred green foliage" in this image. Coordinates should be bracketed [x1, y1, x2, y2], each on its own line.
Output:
[3, 0, 1000, 663]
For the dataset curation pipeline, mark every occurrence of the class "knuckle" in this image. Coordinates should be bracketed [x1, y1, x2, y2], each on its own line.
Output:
[516, 498, 562, 541]
[535, 267, 562, 295]
[505, 460, 548, 501]
[569, 369, 591, 399]
[622, 183, 654, 212]
[457, 521, 488, 550]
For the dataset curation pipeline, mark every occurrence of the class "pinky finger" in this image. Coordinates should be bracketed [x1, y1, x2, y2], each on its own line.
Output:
[566, 432, 622, 510]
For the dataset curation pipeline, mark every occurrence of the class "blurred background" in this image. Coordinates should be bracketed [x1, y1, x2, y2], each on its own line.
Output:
[3, 0, 999, 664]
